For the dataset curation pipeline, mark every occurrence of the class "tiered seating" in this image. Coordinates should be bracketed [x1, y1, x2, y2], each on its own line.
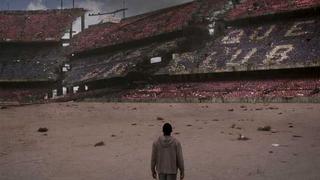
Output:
[69, 2, 199, 54]
[226, 0, 320, 20]
[0, 9, 84, 42]
[0, 87, 48, 103]
[0, 45, 65, 81]
[121, 79, 320, 100]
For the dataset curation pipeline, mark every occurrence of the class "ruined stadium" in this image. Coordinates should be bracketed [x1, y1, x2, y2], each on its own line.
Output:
[0, 0, 319, 105]
[1, 0, 320, 180]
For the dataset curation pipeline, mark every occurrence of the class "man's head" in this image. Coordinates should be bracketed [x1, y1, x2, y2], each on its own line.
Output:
[162, 123, 172, 136]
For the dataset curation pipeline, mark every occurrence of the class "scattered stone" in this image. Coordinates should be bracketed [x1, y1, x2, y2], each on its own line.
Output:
[268, 107, 279, 110]
[278, 112, 283, 115]
[228, 109, 234, 112]
[38, 128, 48, 133]
[271, 130, 278, 133]
[112, 106, 120, 110]
[0, 106, 8, 110]
[238, 134, 250, 141]
[289, 125, 294, 128]
[212, 119, 219, 122]
[255, 108, 263, 111]
[174, 132, 180, 135]
[132, 107, 137, 110]
[240, 105, 246, 108]
[293, 153, 298, 156]
[230, 124, 242, 129]
[257, 126, 271, 131]
[157, 117, 164, 121]
[243, 109, 248, 111]
[231, 124, 236, 128]
[131, 123, 137, 126]
[111, 134, 117, 137]
[269, 151, 273, 154]
[186, 124, 193, 127]
[43, 134, 48, 136]
[292, 135, 302, 138]
[94, 141, 105, 147]
[236, 127, 242, 130]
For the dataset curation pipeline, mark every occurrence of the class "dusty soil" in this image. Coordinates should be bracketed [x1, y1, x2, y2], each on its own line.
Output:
[1, 102, 320, 180]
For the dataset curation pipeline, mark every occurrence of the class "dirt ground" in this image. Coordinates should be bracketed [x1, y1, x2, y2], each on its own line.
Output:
[1, 102, 320, 180]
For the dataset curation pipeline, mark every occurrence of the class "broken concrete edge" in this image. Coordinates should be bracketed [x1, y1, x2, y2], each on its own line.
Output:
[81, 96, 320, 104]
[0, 101, 47, 107]
[3, 93, 320, 105]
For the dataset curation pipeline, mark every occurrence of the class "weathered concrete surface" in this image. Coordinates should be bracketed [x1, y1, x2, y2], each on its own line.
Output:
[1, 102, 320, 180]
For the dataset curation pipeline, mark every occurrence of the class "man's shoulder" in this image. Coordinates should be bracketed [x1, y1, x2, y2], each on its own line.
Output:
[153, 136, 161, 145]
[172, 136, 181, 145]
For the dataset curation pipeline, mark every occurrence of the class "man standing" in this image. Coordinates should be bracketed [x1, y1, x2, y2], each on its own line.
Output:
[151, 123, 184, 180]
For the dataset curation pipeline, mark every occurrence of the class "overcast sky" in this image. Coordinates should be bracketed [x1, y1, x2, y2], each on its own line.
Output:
[0, 0, 193, 17]
[0, 0, 193, 33]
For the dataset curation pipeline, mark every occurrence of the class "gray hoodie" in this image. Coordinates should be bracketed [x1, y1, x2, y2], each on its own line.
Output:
[151, 136, 184, 175]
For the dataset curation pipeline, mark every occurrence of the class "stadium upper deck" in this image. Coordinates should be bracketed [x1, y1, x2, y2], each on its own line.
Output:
[0, 9, 85, 82]
[226, 0, 320, 21]
[0, 8, 85, 42]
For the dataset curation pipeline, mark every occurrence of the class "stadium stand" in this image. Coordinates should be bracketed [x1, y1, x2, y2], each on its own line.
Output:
[60, 0, 320, 103]
[120, 79, 320, 102]
[1, 0, 320, 103]
[69, 0, 230, 55]
[0, 9, 84, 42]
[0, 9, 85, 104]
[226, 0, 320, 21]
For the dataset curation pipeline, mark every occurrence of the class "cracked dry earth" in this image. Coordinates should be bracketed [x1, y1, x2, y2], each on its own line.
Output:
[1, 102, 320, 180]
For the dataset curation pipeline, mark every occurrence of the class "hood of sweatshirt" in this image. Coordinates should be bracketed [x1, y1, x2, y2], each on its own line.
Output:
[158, 135, 175, 148]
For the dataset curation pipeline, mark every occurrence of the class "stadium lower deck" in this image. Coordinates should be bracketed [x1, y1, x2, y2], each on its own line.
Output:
[121, 78, 320, 101]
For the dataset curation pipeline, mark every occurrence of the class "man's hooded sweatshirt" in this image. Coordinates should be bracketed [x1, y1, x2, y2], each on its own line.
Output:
[151, 135, 184, 175]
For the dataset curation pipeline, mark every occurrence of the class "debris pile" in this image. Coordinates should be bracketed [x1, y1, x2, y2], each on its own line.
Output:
[94, 141, 105, 147]
[257, 126, 271, 131]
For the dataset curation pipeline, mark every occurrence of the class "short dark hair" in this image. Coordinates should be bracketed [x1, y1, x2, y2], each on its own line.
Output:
[163, 123, 172, 136]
